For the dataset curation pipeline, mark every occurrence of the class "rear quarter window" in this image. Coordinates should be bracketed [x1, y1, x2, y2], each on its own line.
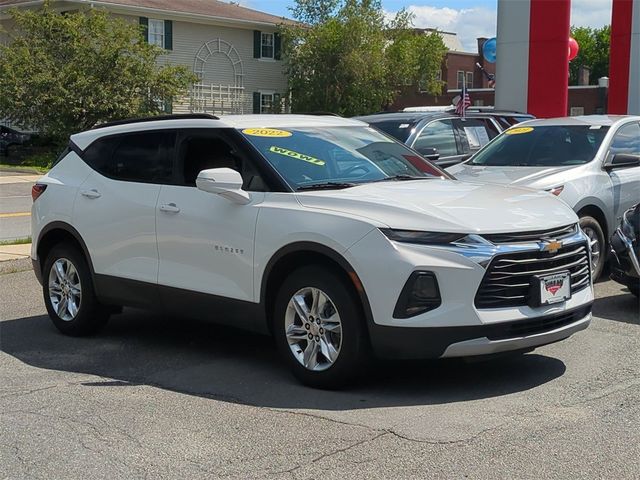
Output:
[83, 130, 176, 184]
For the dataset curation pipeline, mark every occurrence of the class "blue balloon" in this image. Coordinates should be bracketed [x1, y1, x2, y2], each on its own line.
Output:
[483, 37, 497, 63]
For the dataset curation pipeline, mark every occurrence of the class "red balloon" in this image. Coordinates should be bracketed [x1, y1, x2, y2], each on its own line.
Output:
[568, 37, 579, 61]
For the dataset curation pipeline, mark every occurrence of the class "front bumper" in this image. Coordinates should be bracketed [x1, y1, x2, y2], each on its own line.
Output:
[369, 304, 592, 359]
[345, 228, 594, 359]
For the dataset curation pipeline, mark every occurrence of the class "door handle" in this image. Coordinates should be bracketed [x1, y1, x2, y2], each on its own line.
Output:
[80, 189, 101, 199]
[159, 203, 180, 213]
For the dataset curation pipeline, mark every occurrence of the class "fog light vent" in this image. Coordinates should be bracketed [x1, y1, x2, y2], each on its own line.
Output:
[393, 271, 442, 319]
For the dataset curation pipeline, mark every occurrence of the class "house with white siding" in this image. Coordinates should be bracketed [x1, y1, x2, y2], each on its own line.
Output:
[0, 0, 294, 114]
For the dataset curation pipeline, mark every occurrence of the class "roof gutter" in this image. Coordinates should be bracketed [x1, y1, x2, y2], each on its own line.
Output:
[0, 0, 293, 28]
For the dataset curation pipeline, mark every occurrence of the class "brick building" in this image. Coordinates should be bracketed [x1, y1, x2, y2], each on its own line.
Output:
[392, 33, 607, 116]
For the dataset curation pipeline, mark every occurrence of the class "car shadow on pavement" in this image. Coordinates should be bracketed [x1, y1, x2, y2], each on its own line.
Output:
[0, 310, 567, 410]
[592, 291, 639, 325]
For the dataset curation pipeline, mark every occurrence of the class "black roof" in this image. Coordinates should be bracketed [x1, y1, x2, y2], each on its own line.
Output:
[354, 112, 450, 123]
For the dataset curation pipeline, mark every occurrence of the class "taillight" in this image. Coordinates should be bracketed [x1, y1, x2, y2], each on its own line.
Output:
[32, 184, 47, 202]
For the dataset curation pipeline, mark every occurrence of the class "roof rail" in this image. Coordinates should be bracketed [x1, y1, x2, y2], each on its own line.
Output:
[91, 113, 220, 130]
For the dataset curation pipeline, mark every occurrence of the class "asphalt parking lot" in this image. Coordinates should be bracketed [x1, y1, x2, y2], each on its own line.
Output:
[1, 261, 639, 479]
[0, 172, 35, 241]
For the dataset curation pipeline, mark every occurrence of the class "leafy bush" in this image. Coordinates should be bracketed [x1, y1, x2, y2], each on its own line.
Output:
[0, 1, 197, 143]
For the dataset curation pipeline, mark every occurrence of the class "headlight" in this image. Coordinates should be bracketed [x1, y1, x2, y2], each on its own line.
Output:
[380, 229, 496, 268]
[380, 229, 465, 245]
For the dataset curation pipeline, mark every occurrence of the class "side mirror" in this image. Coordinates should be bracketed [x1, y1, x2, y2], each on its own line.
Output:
[417, 146, 440, 161]
[196, 168, 251, 205]
[605, 153, 640, 170]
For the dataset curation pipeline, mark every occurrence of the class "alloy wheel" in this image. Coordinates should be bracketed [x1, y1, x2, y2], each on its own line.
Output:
[284, 287, 342, 371]
[583, 226, 601, 272]
[48, 258, 82, 321]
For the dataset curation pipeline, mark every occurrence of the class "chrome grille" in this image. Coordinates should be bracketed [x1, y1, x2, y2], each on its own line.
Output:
[475, 242, 590, 308]
[482, 224, 577, 244]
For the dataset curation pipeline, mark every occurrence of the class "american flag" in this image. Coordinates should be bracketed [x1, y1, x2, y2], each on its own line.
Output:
[455, 82, 471, 117]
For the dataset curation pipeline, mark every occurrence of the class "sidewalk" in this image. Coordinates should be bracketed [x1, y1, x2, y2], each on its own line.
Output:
[0, 174, 42, 184]
[0, 243, 31, 262]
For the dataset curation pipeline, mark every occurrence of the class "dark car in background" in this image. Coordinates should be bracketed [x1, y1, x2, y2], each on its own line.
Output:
[0, 125, 31, 156]
[354, 111, 533, 167]
[610, 204, 640, 298]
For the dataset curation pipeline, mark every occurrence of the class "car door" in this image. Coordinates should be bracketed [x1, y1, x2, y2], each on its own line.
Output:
[603, 122, 640, 221]
[73, 129, 175, 284]
[410, 119, 464, 167]
[155, 128, 265, 303]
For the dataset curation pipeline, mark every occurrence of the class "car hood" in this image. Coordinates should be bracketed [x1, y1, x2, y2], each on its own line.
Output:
[447, 163, 576, 187]
[295, 179, 577, 233]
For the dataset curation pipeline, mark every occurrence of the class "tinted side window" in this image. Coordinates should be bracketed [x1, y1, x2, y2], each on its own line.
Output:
[367, 120, 418, 143]
[413, 120, 458, 156]
[84, 130, 175, 183]
[455, 118, 496, 153]
[608, 123, 640, 161]
[177, 130, 267, 191]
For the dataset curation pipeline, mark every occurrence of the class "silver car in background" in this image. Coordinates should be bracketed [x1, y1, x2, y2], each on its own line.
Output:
[448, 116, 640, 279]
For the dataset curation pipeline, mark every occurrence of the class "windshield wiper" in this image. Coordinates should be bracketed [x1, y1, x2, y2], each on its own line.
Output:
[373, 174, 432, 182]
[296, 182, 357, 191]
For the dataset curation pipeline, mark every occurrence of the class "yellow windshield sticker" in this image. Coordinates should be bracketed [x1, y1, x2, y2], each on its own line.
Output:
[505, 126, 534, 135]
[242, 128, 292, 137]
[268, 146, 326, 166]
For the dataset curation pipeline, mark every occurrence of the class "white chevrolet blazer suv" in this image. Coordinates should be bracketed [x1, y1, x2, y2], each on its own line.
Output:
[31, 114, 594, 388]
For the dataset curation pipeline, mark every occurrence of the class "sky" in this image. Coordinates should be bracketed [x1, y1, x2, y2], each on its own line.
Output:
[243, 0, 614, 52]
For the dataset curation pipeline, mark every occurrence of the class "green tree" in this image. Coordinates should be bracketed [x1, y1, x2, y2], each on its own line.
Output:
[282, 0, 447, 116]
[570, 25, 610, 85]
[0, 2, 197, 142]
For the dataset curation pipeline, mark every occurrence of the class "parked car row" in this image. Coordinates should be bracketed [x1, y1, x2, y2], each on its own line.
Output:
[449, 116, 640, 280]
[354, 110, 534, 167]
[358, 112, 640, 281]
[30, 113, 637, 389]
[0, 125, 31, 156]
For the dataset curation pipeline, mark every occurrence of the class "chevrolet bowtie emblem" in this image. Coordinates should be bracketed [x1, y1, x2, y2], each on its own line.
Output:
[540, 240, 562, 253]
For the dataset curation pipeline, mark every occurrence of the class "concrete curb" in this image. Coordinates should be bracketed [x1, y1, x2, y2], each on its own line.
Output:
[0, 167, 47, 175]
[0, 243, 31, 262]
[0, 174, 42, 184]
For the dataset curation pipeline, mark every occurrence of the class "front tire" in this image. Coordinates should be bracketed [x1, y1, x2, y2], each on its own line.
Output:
[43, 244, 109, 336]
[273, 266, 369, 389]
[580, 216, 605, 280]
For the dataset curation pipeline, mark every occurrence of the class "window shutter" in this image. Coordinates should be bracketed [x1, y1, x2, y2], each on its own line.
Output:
[273, 93, 281, 113]
[164, 20, 173, 50]
[253, 30, 261, 58]
[274, 32, 282, 60]
[139, 17, 149, 43]
[253, 92, 261, 114]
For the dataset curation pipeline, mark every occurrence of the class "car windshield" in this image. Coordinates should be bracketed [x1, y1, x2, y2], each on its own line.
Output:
[364, 120, 418, 142]
[469, 125, 610, 167]
[240, 126, 449, 190]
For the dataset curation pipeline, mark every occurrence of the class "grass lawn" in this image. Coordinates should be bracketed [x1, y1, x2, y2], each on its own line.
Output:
[0, 237, 32, 246]
[0, 163, 49, 174]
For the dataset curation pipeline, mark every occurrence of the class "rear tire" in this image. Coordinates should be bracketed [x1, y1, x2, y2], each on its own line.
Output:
[43, 244, 110, 336]
[579, 216, 605, 280]
[273, 266, 369, 389]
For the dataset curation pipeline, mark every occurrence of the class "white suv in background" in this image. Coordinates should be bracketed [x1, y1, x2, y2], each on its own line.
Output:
[31, 114, 594, 388]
